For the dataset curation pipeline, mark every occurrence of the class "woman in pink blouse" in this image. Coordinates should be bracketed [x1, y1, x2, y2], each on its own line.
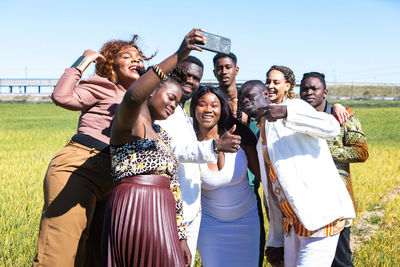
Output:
[33, 35, 151, 266]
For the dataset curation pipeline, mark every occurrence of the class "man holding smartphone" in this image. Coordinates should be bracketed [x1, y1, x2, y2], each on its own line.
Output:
[156, 56, 241, 266]
[213, 52, 266, 267]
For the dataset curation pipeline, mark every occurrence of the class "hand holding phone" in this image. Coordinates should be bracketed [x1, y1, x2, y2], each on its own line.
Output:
[195, 31, 231, 54]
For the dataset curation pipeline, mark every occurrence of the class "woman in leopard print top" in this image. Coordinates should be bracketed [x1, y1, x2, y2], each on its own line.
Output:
[110, 124, 185, 239]
[102, 29, 205, 267]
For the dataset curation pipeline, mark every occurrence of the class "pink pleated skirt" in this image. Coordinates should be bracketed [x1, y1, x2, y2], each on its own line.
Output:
[102, 175, 185, 267]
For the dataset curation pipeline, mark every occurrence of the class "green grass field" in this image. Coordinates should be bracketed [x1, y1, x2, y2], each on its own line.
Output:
[1, 102, 399, 266]
[327, 84, 400, 99]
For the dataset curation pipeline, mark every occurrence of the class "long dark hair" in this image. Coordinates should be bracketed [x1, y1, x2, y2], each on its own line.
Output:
[190, 86, 230, 132]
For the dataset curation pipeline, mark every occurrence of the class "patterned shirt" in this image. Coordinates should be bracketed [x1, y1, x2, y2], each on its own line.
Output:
[258, 118, 347, 237]
[110, 124, 186, 240]
[324, 102, 369, 212]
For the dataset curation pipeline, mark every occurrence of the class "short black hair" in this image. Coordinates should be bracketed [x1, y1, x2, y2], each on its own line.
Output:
[213, 52, 237, 67]
[240, 80, 267, 96]
[183, 56, 204, 70]
[301, 72, 326, 90]
[190, 86, 230, 132]
[171, 56, 204, 86]
[171, 56, 204, 84]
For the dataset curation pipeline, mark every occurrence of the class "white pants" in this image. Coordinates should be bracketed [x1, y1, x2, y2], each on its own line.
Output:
[284, 227, 340, 267]
[186, 211, 202, 267]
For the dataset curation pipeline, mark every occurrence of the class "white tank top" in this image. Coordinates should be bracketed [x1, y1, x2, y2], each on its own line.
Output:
[200, 148, 257, 222]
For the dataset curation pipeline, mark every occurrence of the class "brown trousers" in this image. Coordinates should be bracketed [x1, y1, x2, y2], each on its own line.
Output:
[32, 140, 114, 267]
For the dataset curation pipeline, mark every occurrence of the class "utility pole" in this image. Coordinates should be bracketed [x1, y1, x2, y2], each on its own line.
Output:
[351, 80, 354, 99]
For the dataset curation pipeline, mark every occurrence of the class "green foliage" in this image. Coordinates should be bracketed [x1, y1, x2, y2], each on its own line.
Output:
[0, 104, 78, 266]
[327, 84, 400, 99]
[344, 107, 400, 216]
[353, 107, 400, 146]
[368, 214, 383, 225]
[353, 197, 400, 266]
[331, 99, 400, 107]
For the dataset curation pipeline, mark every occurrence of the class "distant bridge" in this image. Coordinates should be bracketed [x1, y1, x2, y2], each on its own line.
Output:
[0, 78, 286, 94]
[0, 78, 233, 94]
[0, 79, 58, 94]
[0, 78, 234, 94]
[1, 79, 398, 100]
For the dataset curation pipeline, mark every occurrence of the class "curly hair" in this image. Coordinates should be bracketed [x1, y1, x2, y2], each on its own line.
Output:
[266, 65, 296, 99]
[170, 65, 186, 85]
[171, 56, 204, 86]
[95, 35, 155, 83]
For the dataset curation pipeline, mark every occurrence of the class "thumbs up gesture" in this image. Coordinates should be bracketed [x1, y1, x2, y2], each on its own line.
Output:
[215, 125, 242, 153]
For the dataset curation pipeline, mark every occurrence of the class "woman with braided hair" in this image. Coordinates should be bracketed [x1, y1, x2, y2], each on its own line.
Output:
[265, 65, 296, 104]
[33, 35, 152, 266]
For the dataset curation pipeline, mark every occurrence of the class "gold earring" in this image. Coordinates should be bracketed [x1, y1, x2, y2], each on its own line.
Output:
[111, 70, 118, 83]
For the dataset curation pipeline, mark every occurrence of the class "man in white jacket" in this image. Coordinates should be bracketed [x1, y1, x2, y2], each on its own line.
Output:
[156, 56, 241, 266]
[239, 80, 355, 267]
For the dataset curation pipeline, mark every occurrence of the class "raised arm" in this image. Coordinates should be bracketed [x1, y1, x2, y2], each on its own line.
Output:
[168, 129, 241, 163]
[172, 138, 218, 163]
[51, 50, 107, 111]
[283, 99, 340, 139]
[155, 116, 218, 163]
[113, 29, 205, 134]
[256, 99, 339, 139]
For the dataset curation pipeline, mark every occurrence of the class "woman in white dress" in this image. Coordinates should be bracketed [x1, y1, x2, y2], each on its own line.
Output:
[190, 86, 261, 267]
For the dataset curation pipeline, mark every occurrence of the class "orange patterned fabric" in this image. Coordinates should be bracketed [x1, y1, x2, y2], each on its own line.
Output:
[257, 120, 345, 237]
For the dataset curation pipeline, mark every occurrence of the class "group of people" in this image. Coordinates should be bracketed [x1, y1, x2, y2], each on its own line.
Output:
[32, 29, 369, 267]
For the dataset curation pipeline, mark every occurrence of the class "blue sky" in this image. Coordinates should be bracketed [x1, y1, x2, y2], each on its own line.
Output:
[1, 0, 399, 83]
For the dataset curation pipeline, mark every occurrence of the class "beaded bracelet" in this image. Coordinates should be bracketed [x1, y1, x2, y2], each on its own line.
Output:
[212, 138, 220, 154]
[151, 64, 168, 81]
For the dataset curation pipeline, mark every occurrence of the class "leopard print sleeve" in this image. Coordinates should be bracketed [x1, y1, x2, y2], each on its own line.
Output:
[170, 174, 187, 240]
[157, 125, 187, 240]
